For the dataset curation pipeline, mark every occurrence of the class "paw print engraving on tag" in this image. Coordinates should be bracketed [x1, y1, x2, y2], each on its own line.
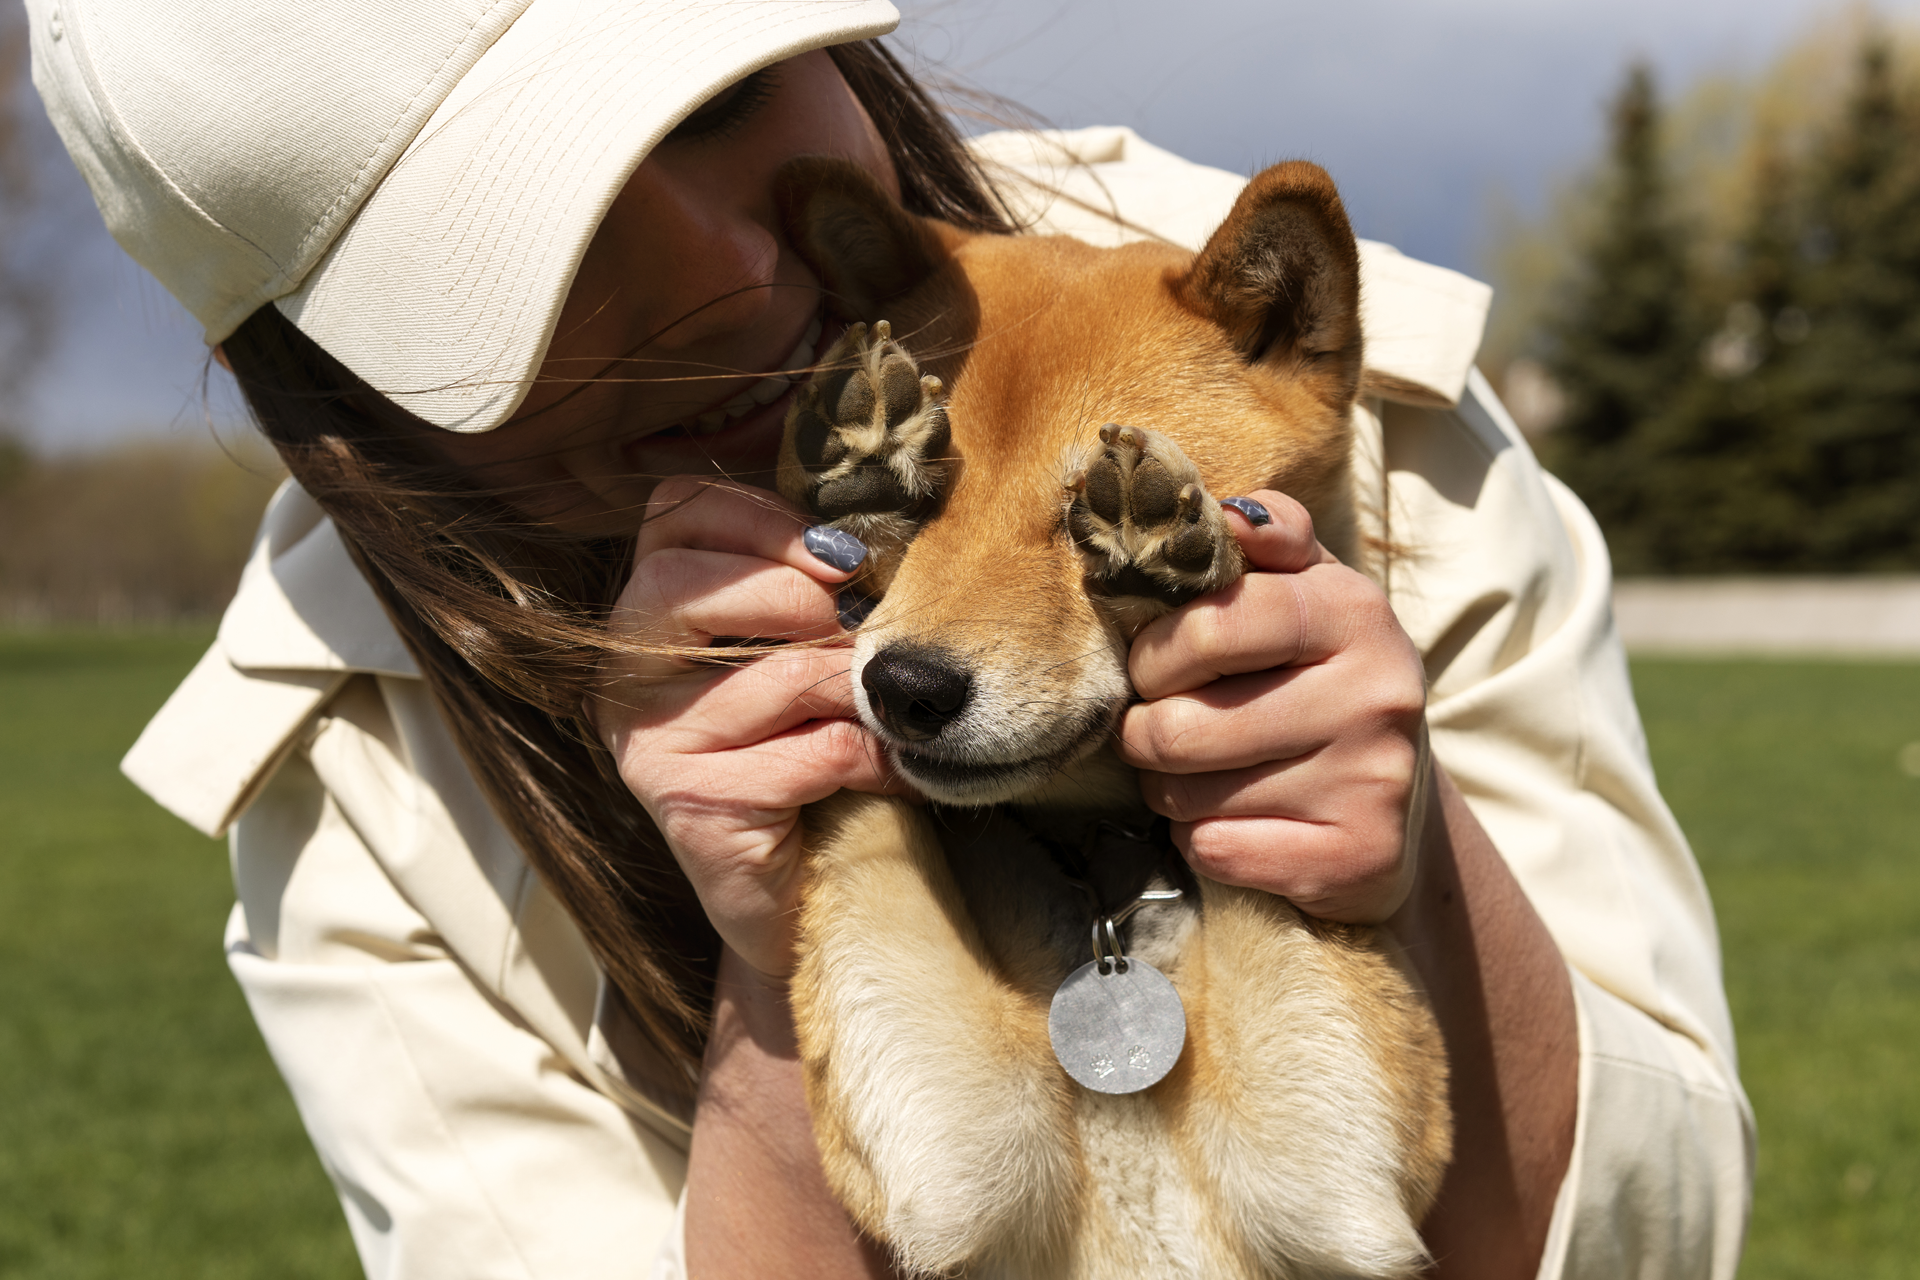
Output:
[1050, 956, 1188, 1095]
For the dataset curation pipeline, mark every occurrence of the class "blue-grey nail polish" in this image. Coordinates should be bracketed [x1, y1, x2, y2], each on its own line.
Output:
[1222, 497, 1272, 527]
[804, 525, 868, 573]
[836, 590, 878, 630]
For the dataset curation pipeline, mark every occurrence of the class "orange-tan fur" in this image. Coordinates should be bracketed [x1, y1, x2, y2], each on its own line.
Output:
[777, 158, 1451, 1279]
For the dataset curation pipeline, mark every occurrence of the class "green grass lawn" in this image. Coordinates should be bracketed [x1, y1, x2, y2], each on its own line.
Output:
[0, 631, 358, 1280]
[1634, 659, 1920, 1279]
[0, 634, 1914, 1276]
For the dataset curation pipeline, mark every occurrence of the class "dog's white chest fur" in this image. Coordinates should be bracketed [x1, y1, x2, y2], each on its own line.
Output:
[792, 791, 1447, 1279]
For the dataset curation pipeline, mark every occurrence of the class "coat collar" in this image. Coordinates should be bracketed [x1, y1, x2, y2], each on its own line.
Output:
[218, 481, 418, 678]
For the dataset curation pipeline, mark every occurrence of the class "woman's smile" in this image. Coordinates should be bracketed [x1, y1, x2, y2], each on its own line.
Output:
[618, 314, 829, 480]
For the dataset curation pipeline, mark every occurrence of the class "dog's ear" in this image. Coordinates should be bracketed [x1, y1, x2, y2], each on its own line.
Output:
[777, 156, 949, 321]
[1172, 161, 1363, 412]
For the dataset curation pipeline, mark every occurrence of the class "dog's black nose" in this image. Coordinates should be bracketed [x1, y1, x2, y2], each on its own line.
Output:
[862, 646, 972, 740]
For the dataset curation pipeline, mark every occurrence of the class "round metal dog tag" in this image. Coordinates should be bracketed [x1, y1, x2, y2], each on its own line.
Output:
[1048, 959, 1186, 1094]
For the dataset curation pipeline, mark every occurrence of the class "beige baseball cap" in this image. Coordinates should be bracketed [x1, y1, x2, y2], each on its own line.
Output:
[29, 0, 900, 432]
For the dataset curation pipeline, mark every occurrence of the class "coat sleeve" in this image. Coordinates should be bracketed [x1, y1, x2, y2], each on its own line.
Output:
[226, 744, 689, 1280]
[1373, 371, 1756, 1278]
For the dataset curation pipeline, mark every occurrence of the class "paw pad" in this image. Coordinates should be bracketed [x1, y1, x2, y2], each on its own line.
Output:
[1066, 423, 1244, 626]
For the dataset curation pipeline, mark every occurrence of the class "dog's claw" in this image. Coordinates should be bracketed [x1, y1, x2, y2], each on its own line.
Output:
[1065, 422, 1244, 632]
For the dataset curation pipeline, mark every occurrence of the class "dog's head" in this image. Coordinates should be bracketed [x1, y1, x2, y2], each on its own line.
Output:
[778, 157, 1364, 806]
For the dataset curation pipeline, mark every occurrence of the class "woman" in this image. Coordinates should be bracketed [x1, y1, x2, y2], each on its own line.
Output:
[35, 0, 1751, 1276]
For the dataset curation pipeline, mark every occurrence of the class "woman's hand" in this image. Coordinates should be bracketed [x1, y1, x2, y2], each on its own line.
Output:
[591, 477, 904, 979]
[1117, 489, 1428, 923]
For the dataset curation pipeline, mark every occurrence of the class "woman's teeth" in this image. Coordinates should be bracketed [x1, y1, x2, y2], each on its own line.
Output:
[690, 316, 824, 435]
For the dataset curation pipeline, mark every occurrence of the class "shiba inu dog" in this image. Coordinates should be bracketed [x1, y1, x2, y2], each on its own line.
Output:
[773, 155, 1451, 1279]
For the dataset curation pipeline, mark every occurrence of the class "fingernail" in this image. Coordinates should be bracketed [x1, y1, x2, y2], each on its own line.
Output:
[804, 525, 868, 573]
[1222, 497, 1271, 527]
[836, 589, 878, 630]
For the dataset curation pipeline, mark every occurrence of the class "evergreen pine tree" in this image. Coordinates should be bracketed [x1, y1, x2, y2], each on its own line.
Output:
[1630, 132, 1812, 571]
[1540, 63, 1701, 572]
[1784, 34, 1920, 568]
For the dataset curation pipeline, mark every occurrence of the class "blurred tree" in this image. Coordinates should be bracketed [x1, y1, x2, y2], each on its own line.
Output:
[0, 8, 62, 616]
[1778, 34, 1920, 568]
[1626, 131, 1812, 571]
[1495, 19, 1920, 574]
[0, 9, 53, 437]
[1538, 63, 1703, 571]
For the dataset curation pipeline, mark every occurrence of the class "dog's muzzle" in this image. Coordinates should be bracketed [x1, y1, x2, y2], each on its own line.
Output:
[855, 640, 1124, 805]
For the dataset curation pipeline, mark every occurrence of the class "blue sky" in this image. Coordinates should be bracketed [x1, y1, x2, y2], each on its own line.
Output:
[22, 0, 1917, 448]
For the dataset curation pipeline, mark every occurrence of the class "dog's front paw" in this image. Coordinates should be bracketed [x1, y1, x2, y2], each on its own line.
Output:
[1067, 423, 1244, 632]
[778, 322, 952, 595]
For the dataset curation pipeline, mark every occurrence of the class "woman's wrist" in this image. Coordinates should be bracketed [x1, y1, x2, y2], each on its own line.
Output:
[1388, 764, 1579, 1279]
[708, 944, 797, 1059]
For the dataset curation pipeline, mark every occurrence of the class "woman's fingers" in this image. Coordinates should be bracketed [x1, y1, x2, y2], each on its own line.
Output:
[607, 478, 865, 679]
[593, 474, 895, 977]
[1135, 732, 1418, 828]
[1220, 488, 1329, 574]
[1167, 812, 1420, 923]
[1116, 654, 1424, 775]
[1127, 573, 1310, 700]
[655, 718, 907, 815]
[611, 549, 844, 646]
[1129, 558, 1400, 701]
[643, 717, 907, 977]
[598, 644, 861, 750]
[1114, 668, 1305, 773]
[1128, 489, 1370, 701]
[635, 475, 864, 586]
[1133, 722, 1419, 922]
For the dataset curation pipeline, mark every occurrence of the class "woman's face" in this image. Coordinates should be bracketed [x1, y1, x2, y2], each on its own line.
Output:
[425, 50, 899, 536]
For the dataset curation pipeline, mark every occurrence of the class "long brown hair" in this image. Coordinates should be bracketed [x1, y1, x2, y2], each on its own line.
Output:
[221, 40, 1017, 1094]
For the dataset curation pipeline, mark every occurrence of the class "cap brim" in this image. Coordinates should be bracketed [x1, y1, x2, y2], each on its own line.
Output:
[276, 0, 900, 432]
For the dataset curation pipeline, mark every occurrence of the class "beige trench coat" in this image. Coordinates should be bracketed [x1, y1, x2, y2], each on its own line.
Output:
[126, 128, 1753, 1279]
